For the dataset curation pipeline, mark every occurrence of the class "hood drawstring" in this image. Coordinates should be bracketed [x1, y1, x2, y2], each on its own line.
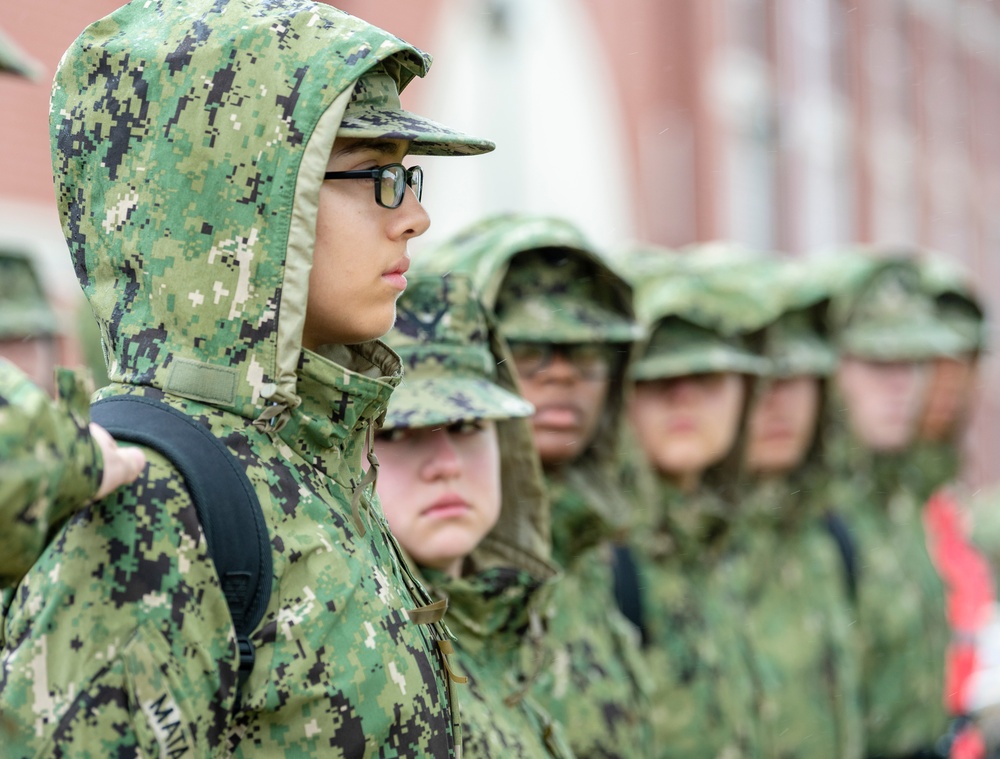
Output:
[252, 401, 292, 433]
[350, 423, 379, 537]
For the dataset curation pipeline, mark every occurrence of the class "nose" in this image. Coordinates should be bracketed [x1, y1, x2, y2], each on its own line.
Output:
[419, 428, 462, 481]
[393, 186, 431, 240]
[664, 375, 701, 402]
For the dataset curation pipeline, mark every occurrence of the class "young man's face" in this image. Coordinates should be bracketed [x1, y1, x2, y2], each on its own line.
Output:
[375, 422, 502, 578]
[746, 375, 821, 476]
[918, 354, 978, 442]
[510, 345, 611, 467]
[303, 138, 430, 350]
[837, 357, 928, 452]
[629, 372, 745, 491]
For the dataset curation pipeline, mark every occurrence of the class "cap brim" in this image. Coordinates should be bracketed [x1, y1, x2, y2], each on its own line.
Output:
[383, 374, 534, 430]
[338, 108, 495, 156]
[499, 297, 643, 344]
[630, 350, 768, 380]
[839, 322, 966, 361]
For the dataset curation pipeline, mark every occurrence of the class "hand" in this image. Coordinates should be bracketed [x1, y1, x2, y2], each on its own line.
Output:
[90, 423, 148, 500]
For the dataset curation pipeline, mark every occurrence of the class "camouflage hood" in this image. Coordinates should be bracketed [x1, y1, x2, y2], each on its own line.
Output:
[624, 243, 780, 502]
[420, 213, 643, 543]
[383, 272, 555, 582]
[51, 0, 488, 421]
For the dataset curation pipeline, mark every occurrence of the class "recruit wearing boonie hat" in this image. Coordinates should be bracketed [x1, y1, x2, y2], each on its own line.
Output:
[338, 67, 493, 156]
[496, 249, 643, 344]
[834, 257, 965, 361]
[0, 249, 59, 340]
[382, 273, 534, 431]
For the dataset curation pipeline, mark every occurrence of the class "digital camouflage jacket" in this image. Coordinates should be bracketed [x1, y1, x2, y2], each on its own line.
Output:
[2, 2, 470, 756]
[622, 244, 780, 759]
[0, 363, 101, 588]
[381, 272, 574, 758]
[818, 250, 951, 756]
[422, 214, 652, 758]
[728, 258, 863, 759]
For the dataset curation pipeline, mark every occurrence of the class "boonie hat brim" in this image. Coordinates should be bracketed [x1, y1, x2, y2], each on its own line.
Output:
[382, 374, 535, 431]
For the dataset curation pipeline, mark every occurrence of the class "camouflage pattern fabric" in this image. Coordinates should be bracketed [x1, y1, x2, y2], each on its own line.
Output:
[727, 478, 864, 759]
[416, 215, 652, 758]
[0, 249, 59, 340]
[819, 249, 951, 756]
[919, 253, 988, 356]
[0, 363, 101, 588]
[1, 1, 494, 755]
[721, 254, 863, 759]
[633, 478, 765, 759]
[381, 273, 573, 757]
[382, 273, 534, 431]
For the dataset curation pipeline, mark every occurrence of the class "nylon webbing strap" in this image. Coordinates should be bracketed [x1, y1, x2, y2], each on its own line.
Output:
[611, 543, 649, 647]
[91, 395, 272, 695]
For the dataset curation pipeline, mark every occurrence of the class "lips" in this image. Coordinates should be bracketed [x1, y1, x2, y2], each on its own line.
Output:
[382, 256, 410, 291]
[533, 405, 583, 430]
[422, 494, 471, 519]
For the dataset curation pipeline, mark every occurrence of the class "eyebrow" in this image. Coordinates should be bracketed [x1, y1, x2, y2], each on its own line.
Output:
[333, 139, 405, 159]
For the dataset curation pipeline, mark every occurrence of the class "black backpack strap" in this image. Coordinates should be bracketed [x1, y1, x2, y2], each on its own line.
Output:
[610, 543, 649, 647]
[91, 395, 271, 697]
[823, 509, 859, 604]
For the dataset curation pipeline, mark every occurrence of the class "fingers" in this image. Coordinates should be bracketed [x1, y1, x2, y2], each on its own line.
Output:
[90, 422, 148, 500]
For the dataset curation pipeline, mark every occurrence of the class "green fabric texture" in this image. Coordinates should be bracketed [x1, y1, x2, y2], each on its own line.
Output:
[826, 444, 950, 755]
[728, 476, 864, 759]
[812, 248, 964, 361]
[382, 273, 534, 430]
[0, 249, 59, 339]
[382, 271, 568, 756]
[416, 214, 651, 758]
[422, 567, 575, 759]
[622, 243, 779, 382]
[0, 363, 101, 588]
[633, 478, 764, 758]
[919, 253, 988, 355]
[1, 2, 486, 755]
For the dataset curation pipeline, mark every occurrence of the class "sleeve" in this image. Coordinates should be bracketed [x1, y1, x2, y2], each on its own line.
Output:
[0, 361, 103, 587]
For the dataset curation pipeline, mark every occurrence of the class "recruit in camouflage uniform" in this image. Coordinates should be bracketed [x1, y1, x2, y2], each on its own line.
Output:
[421, 213, 652, 759]
[0, 248, 97, 586]
[621, 243, 775, 759]
[380, 271, 576, 758]
[818, 249, 959, 757]
[725, 251, 864, 759]
[1, 1, 494, 755]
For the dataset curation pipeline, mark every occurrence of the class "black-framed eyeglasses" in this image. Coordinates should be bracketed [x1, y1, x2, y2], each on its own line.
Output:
[507, 341, 622, 381]
[323, 163, 423, 209]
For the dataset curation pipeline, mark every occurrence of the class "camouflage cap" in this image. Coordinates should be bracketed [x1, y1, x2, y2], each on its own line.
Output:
[920, 254, 987, 354]
[630, 318, 769, 380]
[0, 249, 58, 340]
[338, 68, 494, 156]
[382, 273, 534, 430]
[496, 248, 643, 344]
[764, 309, 838, 378]
[833, 257, 966, 361]
[0, 26, 40, 79]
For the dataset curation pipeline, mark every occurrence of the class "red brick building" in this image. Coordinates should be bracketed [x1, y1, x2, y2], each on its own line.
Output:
[1, 0, 996, 486]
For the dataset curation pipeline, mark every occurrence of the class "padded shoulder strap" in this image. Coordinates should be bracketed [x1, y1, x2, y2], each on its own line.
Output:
[822, 508, 859, 604]
[91, 395, 271, 693]
[611, 543, 649, 647]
